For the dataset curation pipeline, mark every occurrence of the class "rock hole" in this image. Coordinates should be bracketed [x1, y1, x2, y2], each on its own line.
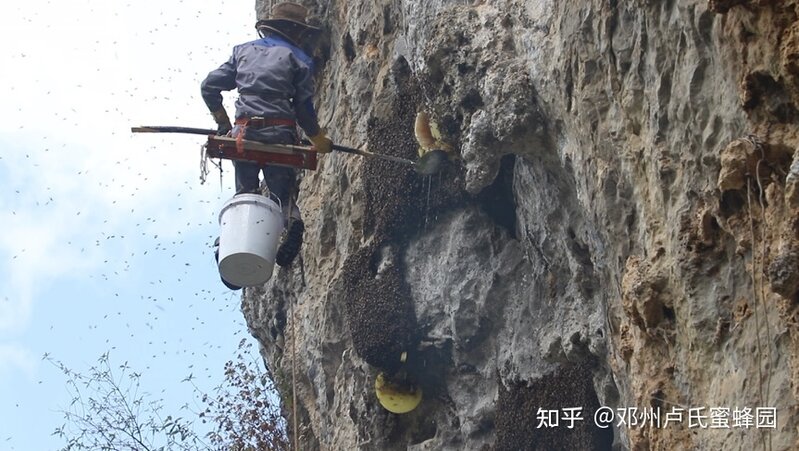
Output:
[367, 249, 380, 276]
[325, 386, 335, 409]
[275, 309, 286, 334]
[625, 208, 637, 234]
[456, 30, 470, 46]
[382, 5, 393, 35]
[689, 61, 708, 99]
[473, 415, 494, 436]
[565, 67, 574, 112]
[567, 227, 593, 267]
[391, 55, 412, 83]
[356, 29, 368, 46]
[744, 71, 776, 105]
[697, 10, 714, 44]
[427, 60, 445, 85]
[709, 215, 720, 232]
[343, 32, 356, 62]
[663, 305, 675, 322]
[457, 62, 473, 75]
[441, 114, 461, 136]
[460, 88, 483, 112]
[477, 154, 517, 238]
[719, 190, 744, 217]
[408, 418, 437, 445]
[709, 0, 747, 14]
[765, 143, 796, 176]
[772, 102, 799, 124]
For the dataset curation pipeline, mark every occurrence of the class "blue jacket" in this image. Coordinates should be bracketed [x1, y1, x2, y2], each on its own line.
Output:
[201, 34, 320, 138]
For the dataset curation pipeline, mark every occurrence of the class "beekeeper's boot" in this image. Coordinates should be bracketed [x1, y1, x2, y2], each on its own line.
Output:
[275, 219, 304, 267]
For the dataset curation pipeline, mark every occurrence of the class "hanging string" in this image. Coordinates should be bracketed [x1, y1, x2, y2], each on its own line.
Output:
[200, 143, 209, 184]
[199, 143, 223, 188]
[219, 160, 223, 191]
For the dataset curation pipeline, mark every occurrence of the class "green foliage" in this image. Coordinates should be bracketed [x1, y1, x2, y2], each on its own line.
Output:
[49, 339, 288, 451]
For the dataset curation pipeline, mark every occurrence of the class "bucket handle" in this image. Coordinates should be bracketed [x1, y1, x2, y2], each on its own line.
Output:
[266, 191, 282, 211]
[263, 190, 291, 228]
[265, 191, 289, 226]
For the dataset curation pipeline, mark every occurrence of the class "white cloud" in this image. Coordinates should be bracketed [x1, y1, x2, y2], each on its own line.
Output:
[0, 3, 262, 450]
[0, 343, 37, 381]
[0, 0, 253, 336]
[0, 127, 227, 334]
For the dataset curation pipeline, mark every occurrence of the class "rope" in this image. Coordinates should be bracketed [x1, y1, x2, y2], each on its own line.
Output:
[199, 143, 223, 188]
[200, 143, 209, 184]
[290, 290, 298, 450]
[745, 178, 766, 408]
[744, 133, 773, 451]
[754, 149, 773, 451]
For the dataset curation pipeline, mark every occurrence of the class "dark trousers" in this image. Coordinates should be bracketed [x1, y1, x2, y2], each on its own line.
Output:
[232, 124, 298, 207]
[234, 161, 296, 206]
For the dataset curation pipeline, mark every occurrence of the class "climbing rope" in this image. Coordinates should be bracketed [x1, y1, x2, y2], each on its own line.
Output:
[290, 292, 298, 450]
[744, 133, 773, 451]
[746, 178, 766, 413]
[755, 155, 774, 451]
[282, 193, 300, 449]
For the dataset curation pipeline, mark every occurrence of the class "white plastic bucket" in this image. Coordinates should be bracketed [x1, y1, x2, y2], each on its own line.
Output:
[217, 193, 284, 287]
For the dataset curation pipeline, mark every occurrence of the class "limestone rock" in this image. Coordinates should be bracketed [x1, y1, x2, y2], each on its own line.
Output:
[717, 138, 758, 192]
[245, 1, 799, 449]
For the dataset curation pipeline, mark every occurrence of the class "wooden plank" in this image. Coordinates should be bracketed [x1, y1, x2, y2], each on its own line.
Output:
[206, 136, 318, 170]
[210, 136, 314, 154]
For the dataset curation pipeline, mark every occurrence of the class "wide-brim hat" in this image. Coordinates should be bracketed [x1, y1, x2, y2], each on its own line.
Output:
[256, 2, 320, 31]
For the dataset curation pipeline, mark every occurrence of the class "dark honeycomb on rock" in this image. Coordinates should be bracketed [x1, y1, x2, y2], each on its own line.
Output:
[341, 243, 417, 374]
[494, 362, 613, 451]
[340, 57, 466, 374]
[363, 57, 466, 241]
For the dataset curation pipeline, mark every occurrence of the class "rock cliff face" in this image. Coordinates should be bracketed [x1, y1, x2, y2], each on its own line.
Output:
[244, 1, 799, 449]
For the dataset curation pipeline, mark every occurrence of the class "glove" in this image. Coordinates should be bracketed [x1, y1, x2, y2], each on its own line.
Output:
[211, 108, 232, 136]
[308, 129, 332, 153]
[217, 123, 232, 136]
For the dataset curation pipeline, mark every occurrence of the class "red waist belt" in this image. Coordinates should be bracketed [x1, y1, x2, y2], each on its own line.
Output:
[235, 117, 296, 128]
[233, 117, 296, 154]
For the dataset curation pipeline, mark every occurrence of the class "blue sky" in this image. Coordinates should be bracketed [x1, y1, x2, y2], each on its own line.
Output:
[0, 1, 264, 448]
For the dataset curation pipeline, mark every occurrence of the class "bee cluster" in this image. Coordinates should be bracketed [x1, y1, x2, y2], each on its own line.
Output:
[341, 242, 417, 374]
[338, 59, 465, 376]
[495, 362, 611, 450]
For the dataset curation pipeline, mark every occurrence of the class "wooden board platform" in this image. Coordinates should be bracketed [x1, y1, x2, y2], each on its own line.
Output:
[205, 135, 318, 170]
